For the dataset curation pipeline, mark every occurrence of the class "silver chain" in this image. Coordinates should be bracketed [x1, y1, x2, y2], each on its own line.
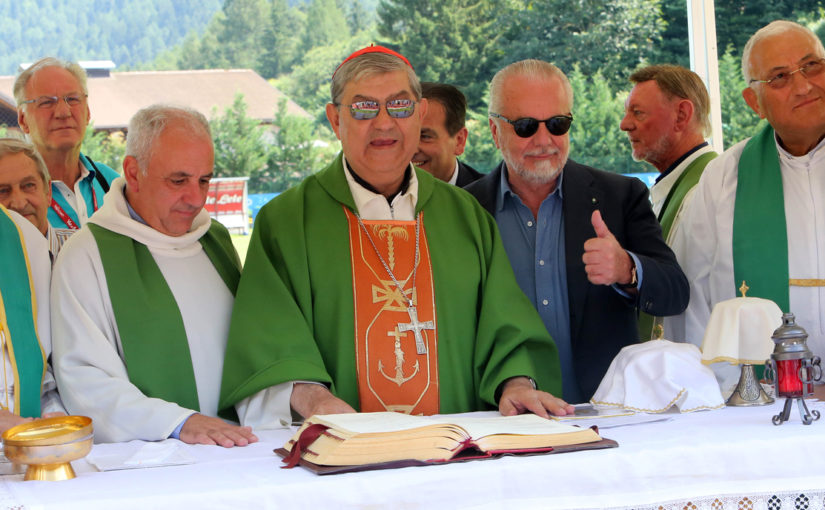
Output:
[355, 212, 420, 308]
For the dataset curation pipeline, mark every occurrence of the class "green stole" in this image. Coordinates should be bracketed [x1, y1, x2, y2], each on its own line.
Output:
[89, 220, 241, 411]
[0, 207, 45, 417]
[657, 151, 717, 240]
[733, 124, 790, 312]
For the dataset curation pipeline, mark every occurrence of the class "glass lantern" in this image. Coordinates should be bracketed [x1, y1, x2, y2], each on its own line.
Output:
[764, 313, 822, 425]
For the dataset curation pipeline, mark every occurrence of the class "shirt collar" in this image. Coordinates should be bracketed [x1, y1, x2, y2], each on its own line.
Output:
[446, 159, 460, 186]
[342, 154, 419, 220]
[655, 141, 709, 184]
[496, 163, 564, 212]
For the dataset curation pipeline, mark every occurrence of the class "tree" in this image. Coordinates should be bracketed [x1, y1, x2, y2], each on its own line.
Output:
[377, 0, 503, 110]
[567, 67, 643, 173]
[301, 0, 350, 54]
[259, 0, 307, 78]
[495, 0, 665, 91]
[211, 94, 272, 182]
[717, 47, 764, 149]
[81, 126, 126, 173]
[262, 99, 341, 193]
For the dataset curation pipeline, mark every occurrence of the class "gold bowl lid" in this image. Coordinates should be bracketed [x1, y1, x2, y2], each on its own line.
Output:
[2, 416, 93, 446]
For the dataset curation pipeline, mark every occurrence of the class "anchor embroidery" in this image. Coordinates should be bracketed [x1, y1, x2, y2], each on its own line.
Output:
[378, 327, 420, 386]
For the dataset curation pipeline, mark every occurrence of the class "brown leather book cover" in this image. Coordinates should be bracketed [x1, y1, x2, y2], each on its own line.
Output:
[274, 436, 618, 476]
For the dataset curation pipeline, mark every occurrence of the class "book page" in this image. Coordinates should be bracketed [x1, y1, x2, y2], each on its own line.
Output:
[313, 412, 444, 434]
[428, 414, 586, 439]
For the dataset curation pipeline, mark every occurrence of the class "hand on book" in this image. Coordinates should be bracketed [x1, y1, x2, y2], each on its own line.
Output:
[179, 413, 259, 448]
[291, 382, 356, 419]
[498, 377, 574, 418]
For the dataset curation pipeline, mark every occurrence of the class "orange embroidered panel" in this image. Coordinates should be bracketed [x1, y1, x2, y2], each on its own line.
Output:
[344, 207, 439, 415]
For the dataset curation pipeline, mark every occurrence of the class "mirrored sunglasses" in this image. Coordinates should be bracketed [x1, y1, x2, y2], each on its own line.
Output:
[341, 99, 417, 120]
[489, 113, 574, 138]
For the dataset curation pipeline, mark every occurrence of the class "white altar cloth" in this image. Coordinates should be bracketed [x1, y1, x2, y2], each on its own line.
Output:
[2, 397, 825, 510]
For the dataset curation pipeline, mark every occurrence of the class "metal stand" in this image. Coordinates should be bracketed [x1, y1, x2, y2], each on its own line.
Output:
[726, 364, 774, 406]
[772, 396, 822, 425]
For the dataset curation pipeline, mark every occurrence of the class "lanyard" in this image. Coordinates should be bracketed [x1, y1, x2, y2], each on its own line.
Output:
[50, 173, 101, 230]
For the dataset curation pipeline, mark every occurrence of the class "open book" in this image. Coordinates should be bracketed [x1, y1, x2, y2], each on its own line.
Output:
[279, 412, 616, 474]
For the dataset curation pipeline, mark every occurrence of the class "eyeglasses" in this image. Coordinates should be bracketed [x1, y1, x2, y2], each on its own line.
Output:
[21, 94, 87, 110]
[749, 58, 825, 89]
[489, 112, 574, 138]
[336, 99, 417, 120]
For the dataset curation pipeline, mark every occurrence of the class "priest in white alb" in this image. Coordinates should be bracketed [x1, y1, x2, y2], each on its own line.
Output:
[676, 20, 825, 377]
[51, 105, 257, 446]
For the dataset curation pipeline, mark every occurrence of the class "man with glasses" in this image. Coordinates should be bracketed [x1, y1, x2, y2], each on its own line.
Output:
[14, 57, 119, 233]
[221, 46, 571, 424]
[466, 60, 688, 402]
[676, 20, 825, 383]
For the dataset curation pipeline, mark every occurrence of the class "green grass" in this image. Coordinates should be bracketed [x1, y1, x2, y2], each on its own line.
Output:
[231, 234, 251, 265]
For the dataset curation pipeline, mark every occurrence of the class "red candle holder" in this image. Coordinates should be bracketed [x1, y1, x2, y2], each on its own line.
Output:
[764, 313, 822, 425]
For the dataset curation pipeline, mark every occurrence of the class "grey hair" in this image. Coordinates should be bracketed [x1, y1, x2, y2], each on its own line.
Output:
[0, 137, 50, 185]
[125, 104, 211, 174]
[742, 20, 825, 83]
[330, 51, 421, 105]
[489, 59, 574, 115]
[14, 57, 88, 106]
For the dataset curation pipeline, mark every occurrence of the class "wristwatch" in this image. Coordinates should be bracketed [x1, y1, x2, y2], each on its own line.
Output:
[617, 259, 638, 290]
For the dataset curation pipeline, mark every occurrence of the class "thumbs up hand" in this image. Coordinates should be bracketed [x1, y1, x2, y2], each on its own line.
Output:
[582, 210, 635, 287]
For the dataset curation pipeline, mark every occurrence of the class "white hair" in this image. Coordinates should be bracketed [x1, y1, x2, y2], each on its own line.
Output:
[742, 20, 825, 83]
[125, 104, 211, 174]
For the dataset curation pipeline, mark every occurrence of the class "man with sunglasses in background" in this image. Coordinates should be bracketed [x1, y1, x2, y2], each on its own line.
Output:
[221, 47, 572, 425]
[466, 60, 688, 403]
[675, 20, 825, 387]
[14, 58, 119, 245]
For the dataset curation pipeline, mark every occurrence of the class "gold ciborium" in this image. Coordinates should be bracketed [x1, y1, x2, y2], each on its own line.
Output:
[2, 416, 93, 481]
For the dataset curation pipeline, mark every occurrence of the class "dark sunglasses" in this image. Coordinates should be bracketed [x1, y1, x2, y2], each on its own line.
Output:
[489, 112, 573, 138]
[336, 99, 417, 120]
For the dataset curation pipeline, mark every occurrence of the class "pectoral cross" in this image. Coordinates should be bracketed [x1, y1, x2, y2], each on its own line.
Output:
[398, 306, 434, 355]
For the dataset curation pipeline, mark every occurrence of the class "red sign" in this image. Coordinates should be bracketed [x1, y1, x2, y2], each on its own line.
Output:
[205, 179, 245, 215]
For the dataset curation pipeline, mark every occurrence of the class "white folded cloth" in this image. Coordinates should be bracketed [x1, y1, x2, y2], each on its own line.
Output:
[590, 340, 725, 413]
[700, 297, 782, 365]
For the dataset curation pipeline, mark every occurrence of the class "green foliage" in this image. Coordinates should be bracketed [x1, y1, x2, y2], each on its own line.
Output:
[496, 0, 665, 91]
[567, 67, 645, 173]
[210, 95, 339, 193]
[211, 94, 272, 182]
[717, 48, 764, 149]
[377, 0, 503, 110]
[0, 0, 222, 74]
[263, 99, 340, 192]
[301, 0, 350, 54]
[259, 0, 307, 77]
[462, 110, 499, 174]
[81, 126, 125, 173]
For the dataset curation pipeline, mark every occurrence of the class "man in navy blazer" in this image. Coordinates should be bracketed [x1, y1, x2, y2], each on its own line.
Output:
[465, 60, 689, 402]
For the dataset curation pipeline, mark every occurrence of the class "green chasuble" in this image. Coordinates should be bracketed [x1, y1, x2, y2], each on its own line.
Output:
[90, 220, 240, 411]
[220, 153, 561, 414]
[0, 206, 46, 418]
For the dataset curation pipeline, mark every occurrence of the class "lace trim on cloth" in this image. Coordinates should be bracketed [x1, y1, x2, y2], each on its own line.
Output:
[616, 490, 825, 510]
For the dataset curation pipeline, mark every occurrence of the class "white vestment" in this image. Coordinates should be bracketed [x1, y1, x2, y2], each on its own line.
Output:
[673, 135, 825, 385]
[650, 145, 716, 246]
[51, 177, 237, 443]
[1, 209, 63, 416]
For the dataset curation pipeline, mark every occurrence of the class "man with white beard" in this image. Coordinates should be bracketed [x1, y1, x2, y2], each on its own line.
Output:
[465, 59, 688, 403]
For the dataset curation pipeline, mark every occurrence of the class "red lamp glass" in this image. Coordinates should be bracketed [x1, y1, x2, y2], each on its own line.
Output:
[764, 313, 822, 425]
